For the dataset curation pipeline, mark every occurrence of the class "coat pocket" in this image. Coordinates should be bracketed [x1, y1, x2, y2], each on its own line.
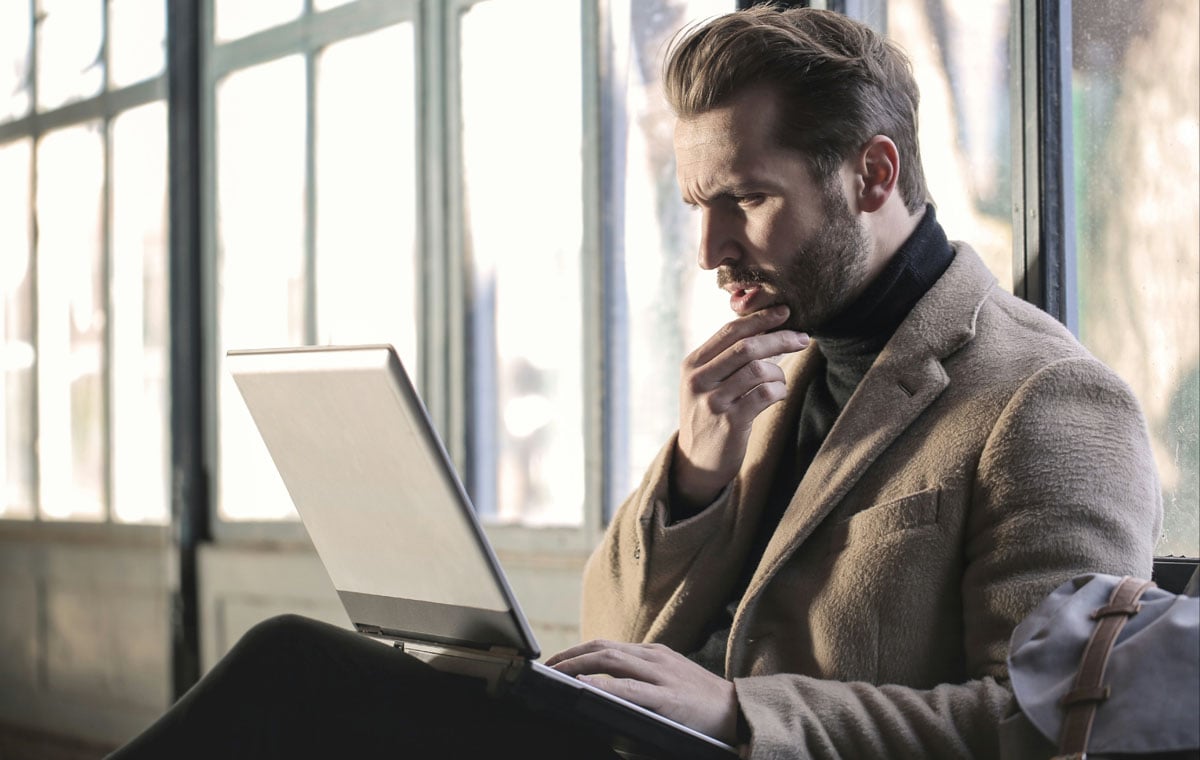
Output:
[829, 487, 941, 550]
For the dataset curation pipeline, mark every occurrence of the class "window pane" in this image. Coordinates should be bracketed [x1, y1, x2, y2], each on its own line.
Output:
[315, 24, 419, 377]
[109, 0, 166, 88]
[216, 56, 306, 521]
[111, 102, 169, 524]
[886, 0, 1014, 290]
[214, 0, 305, 43]
[1073, 0, 1199, 557]
[36, 0, 104, 111]
[36, 123, 106, 521]
[461, 0, 584, 525]
[0, 139, 35, 519]
[615, 0, 735, 505]
[0, 1, 32, 121]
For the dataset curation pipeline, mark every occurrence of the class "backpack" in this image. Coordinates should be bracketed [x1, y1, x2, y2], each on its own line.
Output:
[999, 572, 1199, 759]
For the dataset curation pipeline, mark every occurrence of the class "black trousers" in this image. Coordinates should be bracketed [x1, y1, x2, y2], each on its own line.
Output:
[108, 614, 622, 759]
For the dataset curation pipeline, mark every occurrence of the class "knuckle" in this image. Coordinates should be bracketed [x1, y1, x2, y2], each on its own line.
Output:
[756, 382, 784, 404]
[704, 394, 725, 415]
[648, 643, 671, 657]
[748, 359, 772, 380]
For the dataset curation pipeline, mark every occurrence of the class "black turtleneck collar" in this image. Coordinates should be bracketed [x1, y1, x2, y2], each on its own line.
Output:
[815, 204, 955, 343]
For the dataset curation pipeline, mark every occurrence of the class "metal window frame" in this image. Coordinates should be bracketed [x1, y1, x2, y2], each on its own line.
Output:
[1014, 0, 1077, 332]
[167, 0, 206, 700]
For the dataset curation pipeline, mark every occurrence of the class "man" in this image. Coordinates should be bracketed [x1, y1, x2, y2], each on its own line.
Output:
[547, 6, 1160, 758]
[109, 7, 1159, 760]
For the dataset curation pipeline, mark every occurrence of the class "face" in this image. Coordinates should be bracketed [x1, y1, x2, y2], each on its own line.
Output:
[674, 87, 873, 333]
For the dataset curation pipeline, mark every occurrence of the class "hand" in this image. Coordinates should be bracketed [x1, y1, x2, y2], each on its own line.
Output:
[546, 639, 740, 744]
[673, 304, 810, 509]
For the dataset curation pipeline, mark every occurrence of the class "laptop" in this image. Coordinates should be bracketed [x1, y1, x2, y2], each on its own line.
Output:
[226, 344, 738, 760]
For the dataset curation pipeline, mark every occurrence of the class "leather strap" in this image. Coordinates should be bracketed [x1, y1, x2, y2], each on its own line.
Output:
[1054, 576, 1156, 758]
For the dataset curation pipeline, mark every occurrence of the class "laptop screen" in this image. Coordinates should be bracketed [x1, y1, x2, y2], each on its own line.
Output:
[228, 345, 536, 654]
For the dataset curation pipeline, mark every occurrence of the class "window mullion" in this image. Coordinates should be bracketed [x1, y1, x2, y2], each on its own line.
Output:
[442, 0, 470, 491]
[595, 0, 628, 525]
[1034, 0, 1077, 333]
[304, 46, 317, 345]
[1015, 0, 1078, 330]
[581, 0, 606, 540]
[419, 0, 451, 438]
[167, 0, 208, 701]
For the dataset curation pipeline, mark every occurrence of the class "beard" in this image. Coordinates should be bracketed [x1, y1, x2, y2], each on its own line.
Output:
[716, 179, 872, 333]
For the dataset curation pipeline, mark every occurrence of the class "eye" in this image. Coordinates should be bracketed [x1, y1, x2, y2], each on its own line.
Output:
[735, 194, 765, 208]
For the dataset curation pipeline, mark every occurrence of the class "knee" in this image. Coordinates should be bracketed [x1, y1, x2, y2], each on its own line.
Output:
[234, 613, 321, 658]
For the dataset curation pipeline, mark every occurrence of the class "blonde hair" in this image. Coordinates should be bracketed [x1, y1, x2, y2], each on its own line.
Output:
[664, 6, 928, 213]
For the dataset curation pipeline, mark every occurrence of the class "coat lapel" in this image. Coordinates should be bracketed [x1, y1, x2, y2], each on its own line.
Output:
[738, 244, 996, 610]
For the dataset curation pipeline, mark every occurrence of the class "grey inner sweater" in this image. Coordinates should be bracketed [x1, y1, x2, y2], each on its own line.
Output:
[684, 205, 954, 674]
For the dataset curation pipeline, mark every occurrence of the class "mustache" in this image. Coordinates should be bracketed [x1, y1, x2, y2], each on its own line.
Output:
[717, 264, 778, 290]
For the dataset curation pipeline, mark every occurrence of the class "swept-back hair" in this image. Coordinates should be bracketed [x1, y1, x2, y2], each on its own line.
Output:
[664, 6, 928, 213]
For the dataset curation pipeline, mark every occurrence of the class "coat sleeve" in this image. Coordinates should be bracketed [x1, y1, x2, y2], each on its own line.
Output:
[579, 430, 743, 645]
[733, 357, 1161, 759]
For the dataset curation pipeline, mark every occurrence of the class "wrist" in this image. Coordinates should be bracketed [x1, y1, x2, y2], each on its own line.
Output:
[669, 450, 728, 518]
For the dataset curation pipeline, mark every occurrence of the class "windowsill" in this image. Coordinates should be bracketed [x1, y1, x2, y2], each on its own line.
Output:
[0, 519, 169, 547]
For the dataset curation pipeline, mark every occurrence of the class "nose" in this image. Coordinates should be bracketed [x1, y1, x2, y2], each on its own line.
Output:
[697, 207, 741, 271]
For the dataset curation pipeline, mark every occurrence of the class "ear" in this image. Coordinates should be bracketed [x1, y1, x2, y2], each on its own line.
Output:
[854, 135, 900, 213]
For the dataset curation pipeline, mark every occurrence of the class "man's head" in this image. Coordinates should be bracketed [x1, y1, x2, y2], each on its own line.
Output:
[666, 7, 928, 332]
[664, 6, 928, 214]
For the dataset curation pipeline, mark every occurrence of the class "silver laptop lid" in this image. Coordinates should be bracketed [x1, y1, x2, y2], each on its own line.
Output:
[227, 344, 540, 659]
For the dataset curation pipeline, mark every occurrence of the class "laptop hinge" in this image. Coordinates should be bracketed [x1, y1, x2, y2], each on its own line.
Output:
[390, 639, 525, 695]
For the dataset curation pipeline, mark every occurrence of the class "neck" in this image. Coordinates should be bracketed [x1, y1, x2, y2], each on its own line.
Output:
[815, 202, 953, 341]
[864, 199, 925, 281]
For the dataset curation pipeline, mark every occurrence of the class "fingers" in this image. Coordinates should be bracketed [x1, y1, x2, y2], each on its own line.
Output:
[686, 326, 808, 402]
[545, 640, 671, 681]
[695, 355, 787, 415]
[546, 640, 741, 743]
[687, 304, 806, 369]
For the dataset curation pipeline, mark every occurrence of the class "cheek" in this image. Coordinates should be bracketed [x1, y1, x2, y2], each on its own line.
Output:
[751, 210, 804, 265]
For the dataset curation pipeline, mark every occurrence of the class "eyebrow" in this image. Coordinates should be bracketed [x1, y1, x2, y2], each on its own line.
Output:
[681, 185, 766, 206]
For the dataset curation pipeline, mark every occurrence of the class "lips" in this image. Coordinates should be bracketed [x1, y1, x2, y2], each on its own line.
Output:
[727, 284, 769, 315]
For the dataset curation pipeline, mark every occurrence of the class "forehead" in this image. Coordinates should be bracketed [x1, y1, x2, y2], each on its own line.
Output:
[672, 87, 782, 173]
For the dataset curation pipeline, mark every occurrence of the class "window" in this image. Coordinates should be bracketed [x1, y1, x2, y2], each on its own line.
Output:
[4, 0, 1192, 556]
[883, 0, 1014, 291]
[209, 4, 420, 525]
[209, 0, 739, 535]
[0, 0, 169, 525]
[205, 0, 1198, 558]
[1072, 0, 1199, 557]
[0, 139, 35, 519]
[458, 0, 587, 525]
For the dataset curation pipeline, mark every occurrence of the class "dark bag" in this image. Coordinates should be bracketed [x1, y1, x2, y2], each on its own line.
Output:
[1000, 573, 1199, 759]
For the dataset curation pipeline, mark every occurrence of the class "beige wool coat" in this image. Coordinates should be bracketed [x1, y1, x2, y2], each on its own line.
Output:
[580, 244, 1162, 759]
